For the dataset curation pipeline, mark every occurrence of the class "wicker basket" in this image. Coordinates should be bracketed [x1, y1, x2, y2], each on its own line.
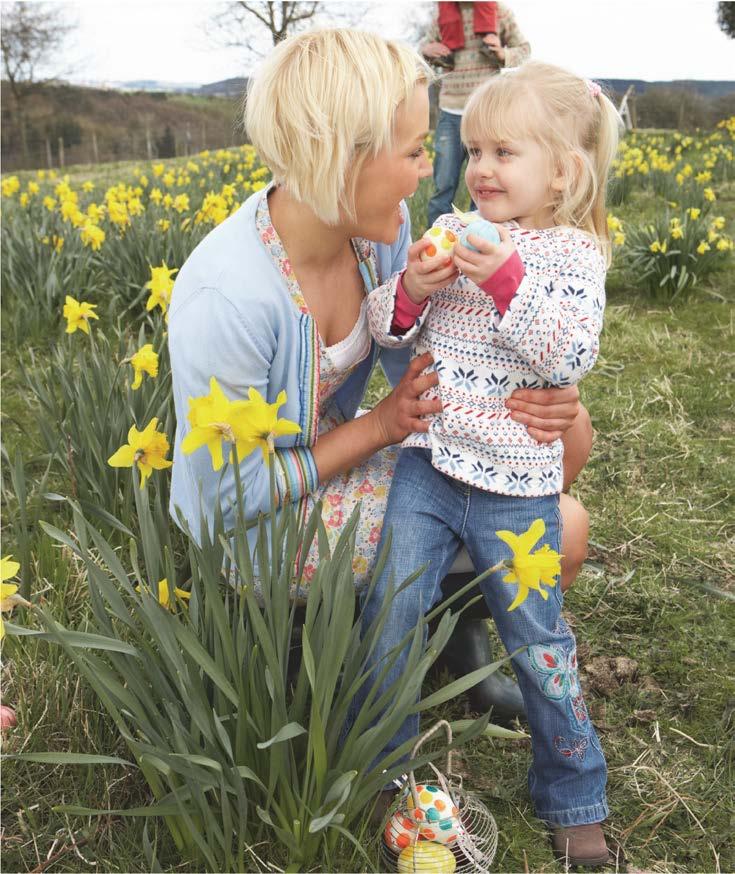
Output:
[379, 720, 498, 873]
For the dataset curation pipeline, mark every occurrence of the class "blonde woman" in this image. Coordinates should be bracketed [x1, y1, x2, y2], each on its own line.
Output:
[168, 31, 591, 750]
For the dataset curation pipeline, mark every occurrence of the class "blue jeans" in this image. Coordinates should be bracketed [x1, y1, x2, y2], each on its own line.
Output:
[428, 110, 475, 226]
[358, 448, 608, 827]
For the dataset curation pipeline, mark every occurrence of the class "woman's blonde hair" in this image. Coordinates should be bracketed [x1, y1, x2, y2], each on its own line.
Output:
[245, 29, 432, 225]
[462, 62, 622, 264]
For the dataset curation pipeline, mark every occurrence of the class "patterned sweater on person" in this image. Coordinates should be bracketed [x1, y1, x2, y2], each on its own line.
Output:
[366, 214, 607, 498]
[423, 1, 531, 113]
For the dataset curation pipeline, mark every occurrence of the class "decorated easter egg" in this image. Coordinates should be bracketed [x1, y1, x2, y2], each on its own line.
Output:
[405, 784, 463, 845]
[397, 842, 457, 873]
[384, 810, 419, 853]
[459, 218, 501, 252]
[420, 224, 458, 267]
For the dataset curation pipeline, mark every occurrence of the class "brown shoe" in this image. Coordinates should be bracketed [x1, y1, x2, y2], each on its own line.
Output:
[551, 823, 611, 868]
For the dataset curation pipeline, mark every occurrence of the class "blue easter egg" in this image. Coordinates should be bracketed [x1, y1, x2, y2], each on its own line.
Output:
[460, 219, 500, 252]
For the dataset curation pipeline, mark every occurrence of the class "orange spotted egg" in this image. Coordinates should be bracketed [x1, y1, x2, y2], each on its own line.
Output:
[405, 784, 463, 845]
[420, 225, 457, 268]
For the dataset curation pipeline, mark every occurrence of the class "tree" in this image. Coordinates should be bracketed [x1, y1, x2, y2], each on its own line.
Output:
[1, 2, 75, 158]
[717, 2, 735, 38]
[206, 1, 371, 63]
[208, 1, 318, 56]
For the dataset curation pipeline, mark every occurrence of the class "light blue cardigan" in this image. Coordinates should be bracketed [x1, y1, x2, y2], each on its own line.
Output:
[168, 186, 412, 543]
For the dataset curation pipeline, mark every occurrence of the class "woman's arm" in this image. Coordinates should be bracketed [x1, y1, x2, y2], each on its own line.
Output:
[311, 352, 441, 483]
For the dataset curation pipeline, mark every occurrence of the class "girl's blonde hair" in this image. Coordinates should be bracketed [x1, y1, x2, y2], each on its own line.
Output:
[245, 29, 432, 225]
[462, 62, 622, 264]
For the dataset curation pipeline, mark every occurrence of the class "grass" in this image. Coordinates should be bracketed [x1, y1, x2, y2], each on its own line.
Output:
[1, 165, 734, 872]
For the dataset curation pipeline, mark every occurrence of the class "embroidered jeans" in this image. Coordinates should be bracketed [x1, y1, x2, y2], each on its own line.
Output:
[357, 448, 608, 827]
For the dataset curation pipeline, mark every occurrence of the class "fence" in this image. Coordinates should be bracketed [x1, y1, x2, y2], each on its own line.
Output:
[1, 120, 247, 173]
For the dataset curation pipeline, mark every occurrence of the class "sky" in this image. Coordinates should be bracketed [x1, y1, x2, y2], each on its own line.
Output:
[34, 0, 735, 87]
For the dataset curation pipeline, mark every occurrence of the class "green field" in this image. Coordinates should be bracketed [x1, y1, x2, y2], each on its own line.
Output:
[1, 133, 733, 872]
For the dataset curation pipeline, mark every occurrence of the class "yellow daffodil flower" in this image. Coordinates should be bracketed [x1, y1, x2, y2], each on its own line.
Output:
[1, 557, 30, 642]
[181, 377, 254, 471]
[82, 180, 95, 192]
[157, 219, 170, 232]
[80, 222, 106, 251]
[1, 176, 20, 197]
[697, 241, 710, 255]
[703, 187, 716, 202]
[145, 262, 178, 314]
[688, 207, 701, 220]
[136, 578, 190, 610]
[107, 418, 172, 488]
[237, 387, 301, 463]
[1, 557, 20, 582]
[671, 226, 683, 240]
[63, 296, 99, 335]
[172, 194, 190, 214]
[128, 343, 159, 390]
[495, 519, 562, 612]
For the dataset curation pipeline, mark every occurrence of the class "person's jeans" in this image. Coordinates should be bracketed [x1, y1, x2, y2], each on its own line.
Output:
[357, 448, 608, 827]
[428, 110, 474, 226]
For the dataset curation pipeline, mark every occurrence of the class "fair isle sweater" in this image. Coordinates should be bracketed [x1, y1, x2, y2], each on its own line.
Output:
[422, 2, 531, 113]
[366, 214, 607, 497]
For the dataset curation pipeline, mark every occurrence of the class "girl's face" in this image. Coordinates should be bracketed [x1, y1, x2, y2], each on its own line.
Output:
[464, 135, 562, 229]
[351, 85, 433, 244]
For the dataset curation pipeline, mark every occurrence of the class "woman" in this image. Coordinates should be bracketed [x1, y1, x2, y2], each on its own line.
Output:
[168, 29, 591, 718]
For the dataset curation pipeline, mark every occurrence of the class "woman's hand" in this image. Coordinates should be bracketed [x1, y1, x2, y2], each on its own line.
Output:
[505, 385, 581, 443]
[371, 352, 442, 445]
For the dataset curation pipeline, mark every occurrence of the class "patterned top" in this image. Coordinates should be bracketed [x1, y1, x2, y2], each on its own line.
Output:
[423, 2, 531, 113]
[366, 214, 606, 497]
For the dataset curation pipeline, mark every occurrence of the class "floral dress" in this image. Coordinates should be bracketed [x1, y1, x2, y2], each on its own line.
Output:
[255, 193, 399, 595]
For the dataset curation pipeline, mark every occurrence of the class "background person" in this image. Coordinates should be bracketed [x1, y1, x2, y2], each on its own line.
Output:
[422, 1, 530, 226]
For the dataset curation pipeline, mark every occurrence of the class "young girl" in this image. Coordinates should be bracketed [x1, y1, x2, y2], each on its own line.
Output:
[362, 62, 621, 866]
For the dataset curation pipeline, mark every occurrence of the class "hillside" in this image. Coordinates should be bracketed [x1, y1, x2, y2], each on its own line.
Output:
[1, 81, 247, 172]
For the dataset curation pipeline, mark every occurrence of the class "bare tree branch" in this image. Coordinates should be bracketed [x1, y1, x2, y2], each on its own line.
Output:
[1, 1, 77, 157]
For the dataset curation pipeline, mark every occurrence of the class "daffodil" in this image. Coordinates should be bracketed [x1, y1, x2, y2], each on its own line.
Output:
[688, 207, 701, 220]
[63, 296, 99, 335]
[1, 556, 30, 642]
[145, 262, 178, 314]
[128, 343, 159, 390]
[495, 519, 562, 612]
[136, 578, 190, 610]
[80, 222, 105, 250]
[108, 418, 172, 488]
[697, 241, 710, 255]
[1, 557, 20, 582]
[237, 388, 301, 462]
[181, 377, 254, 471]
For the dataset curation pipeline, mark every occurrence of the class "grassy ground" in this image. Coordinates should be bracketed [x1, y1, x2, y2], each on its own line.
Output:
[1, 169, 733, 872]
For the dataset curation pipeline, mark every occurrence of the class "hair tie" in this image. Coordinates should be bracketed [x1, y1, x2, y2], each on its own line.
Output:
[586, 79, 601, 99]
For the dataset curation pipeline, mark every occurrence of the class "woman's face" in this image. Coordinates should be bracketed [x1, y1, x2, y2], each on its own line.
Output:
[351, 85, 432, 245]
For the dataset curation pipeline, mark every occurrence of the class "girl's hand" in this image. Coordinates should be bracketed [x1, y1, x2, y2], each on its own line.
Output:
[371, 352, 442, 445]
[506, 385, 581, 443]
[453, 224, 515, 287]
[402, 239, 459, 304]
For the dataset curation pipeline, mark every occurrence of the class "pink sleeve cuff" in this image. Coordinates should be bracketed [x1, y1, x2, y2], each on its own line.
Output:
[479, 250, 525, 316]
[391, 272, 428, 333]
